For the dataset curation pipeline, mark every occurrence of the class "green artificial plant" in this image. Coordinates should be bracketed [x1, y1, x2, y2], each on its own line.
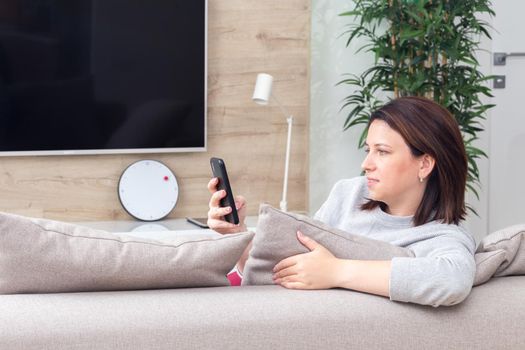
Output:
[339, 0, 495, 207]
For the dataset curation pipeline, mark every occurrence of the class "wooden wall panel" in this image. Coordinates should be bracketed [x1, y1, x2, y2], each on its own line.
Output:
[0, 0, 310, 221]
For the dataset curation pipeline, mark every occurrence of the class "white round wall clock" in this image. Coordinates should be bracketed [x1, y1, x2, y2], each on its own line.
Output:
[118, 160, 179, 221]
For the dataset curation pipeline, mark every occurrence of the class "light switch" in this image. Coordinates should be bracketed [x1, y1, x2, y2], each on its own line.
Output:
[493, 75, 506, 89]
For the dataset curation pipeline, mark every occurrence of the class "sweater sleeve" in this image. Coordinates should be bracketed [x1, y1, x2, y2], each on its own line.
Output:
[389, 230, 476, 307]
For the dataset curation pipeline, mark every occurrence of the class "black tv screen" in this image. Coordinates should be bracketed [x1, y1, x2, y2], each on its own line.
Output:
[0, 0, 207, 155]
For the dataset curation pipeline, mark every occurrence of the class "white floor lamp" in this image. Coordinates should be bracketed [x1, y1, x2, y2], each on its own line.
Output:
[252, 73, 293, 212]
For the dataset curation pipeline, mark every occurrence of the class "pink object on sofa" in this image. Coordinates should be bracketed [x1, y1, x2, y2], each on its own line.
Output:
[227, 270, 242, 286]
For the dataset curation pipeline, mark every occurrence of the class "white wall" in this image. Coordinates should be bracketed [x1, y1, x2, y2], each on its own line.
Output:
[309, 0, 370, 215]
[310, 0, 500, 243]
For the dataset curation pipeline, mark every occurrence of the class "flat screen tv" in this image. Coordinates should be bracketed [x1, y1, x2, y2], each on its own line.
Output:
[0, 0, 207, 156]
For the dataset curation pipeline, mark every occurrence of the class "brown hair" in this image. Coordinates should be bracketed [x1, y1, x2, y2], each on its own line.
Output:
[361, 96, 467, 226]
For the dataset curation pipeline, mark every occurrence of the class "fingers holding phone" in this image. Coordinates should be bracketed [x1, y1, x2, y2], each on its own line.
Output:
[207, 187, 247, 233]
[208, 188, 235, 222]
[207, 158, 247, 234]
[210, 157, 239, 224]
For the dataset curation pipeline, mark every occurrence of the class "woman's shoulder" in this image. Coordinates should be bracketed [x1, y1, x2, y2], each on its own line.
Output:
[331, 176, 367, 195]
[327, 176, 368, 206]
[314, 176, 368, 223]
[417, 220, 477, 253]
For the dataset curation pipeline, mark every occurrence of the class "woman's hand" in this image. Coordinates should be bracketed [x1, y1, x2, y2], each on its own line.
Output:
[207, 177, 247, 234]
[272, 231, 341, 290]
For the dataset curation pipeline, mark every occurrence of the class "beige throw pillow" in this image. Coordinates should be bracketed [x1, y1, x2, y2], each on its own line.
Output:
[473, 250, 507, 286]
[0, 212, 254, 294]
[242, 204, 414, 285]
[473, 224, 525, 286]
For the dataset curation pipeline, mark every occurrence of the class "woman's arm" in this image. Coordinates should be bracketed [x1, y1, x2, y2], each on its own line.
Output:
[273, 231, 391, 297]
[206, 177, 252, 273]
[273, 230, 476, 307]
[335, 259, 391, 297]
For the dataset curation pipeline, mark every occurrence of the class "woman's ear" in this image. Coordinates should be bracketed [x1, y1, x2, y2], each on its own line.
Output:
[419, 154, 436, 179]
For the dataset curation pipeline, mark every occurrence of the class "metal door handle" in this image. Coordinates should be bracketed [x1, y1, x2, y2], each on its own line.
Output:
[494, 52, 525, 66]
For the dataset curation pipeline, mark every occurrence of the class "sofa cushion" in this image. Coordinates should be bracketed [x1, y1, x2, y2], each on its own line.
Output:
[473, 224, 525, 286]
[242, 204, 413, 285]
[0, 212, 253, 294]
[2, 277, 523, 349]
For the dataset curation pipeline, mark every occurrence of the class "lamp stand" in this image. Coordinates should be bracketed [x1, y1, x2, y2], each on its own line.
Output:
[280, 116, 293, 212]
[253, 76, 294, 213]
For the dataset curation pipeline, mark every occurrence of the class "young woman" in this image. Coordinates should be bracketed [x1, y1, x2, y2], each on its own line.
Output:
[207, 96, 476, 307]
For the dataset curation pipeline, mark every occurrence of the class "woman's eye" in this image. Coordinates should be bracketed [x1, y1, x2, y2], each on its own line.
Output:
[364, 148, 388, 155]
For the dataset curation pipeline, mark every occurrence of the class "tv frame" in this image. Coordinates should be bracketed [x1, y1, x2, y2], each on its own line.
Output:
[0, 0, 208, 157]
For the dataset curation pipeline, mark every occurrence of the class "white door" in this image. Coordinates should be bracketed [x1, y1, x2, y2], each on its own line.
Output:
[489, 0, 525, 232]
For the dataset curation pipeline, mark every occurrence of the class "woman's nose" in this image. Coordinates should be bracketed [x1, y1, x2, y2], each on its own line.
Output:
[361, 153, 374, 172]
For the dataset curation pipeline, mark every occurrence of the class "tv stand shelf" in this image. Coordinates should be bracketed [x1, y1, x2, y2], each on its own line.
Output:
[72, 216, 259, 234]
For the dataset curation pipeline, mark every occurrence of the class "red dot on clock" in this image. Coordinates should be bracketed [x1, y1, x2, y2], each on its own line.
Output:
[163, 176, 169, 181]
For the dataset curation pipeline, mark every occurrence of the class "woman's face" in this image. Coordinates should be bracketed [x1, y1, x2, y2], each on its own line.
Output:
[361, 119, 425, 215]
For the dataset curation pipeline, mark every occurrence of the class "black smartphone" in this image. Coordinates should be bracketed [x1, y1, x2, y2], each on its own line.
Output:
[210, 157, 239, 224]
[186, 217, 209, 228]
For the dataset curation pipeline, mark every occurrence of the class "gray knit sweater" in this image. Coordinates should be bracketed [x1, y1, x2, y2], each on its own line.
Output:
[314, 176, 476, 307]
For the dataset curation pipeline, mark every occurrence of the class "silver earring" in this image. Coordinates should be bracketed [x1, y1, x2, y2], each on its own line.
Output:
[419, 177, 424, 183]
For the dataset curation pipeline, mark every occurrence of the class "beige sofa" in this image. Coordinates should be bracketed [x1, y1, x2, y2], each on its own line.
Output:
[1, 210, 525, 349]
[1, 276, 524, 350]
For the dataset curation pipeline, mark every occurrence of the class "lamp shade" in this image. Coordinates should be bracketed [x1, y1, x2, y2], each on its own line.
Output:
[252, 73, 273, 105]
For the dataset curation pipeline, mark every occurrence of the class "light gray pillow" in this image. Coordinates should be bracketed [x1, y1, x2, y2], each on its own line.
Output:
[242, 204, 414, 285]
[473, 224, 525, 286]
[0, 212, 254, 294]
[473, 250, 507, 286]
